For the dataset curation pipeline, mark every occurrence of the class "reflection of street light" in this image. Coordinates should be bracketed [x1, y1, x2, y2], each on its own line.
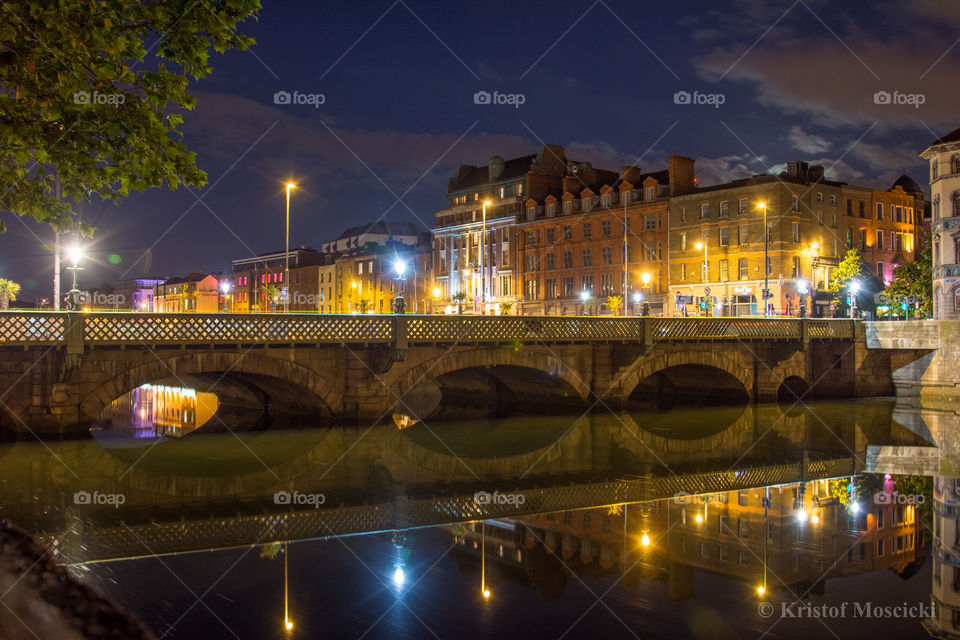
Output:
[393, 566, 406, 587]
[283, 541, 293, 632]
[481, 521, 491, 599]
[640, 531, 650, 547]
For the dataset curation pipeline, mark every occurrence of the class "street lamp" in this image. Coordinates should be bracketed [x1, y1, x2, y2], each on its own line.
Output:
[432, 287, 441, 314]
[579, 290, 591, 316]
[758, 202, 769, 316]
[220, 281, 231, 313]
[796, 279, 808, 318]
[849, 281, 860, 319]
[640, 272, 651, 316]
[695, 242, 709, 316]
[65, 245, 84, 310]
[393, 258, 408, 314]
[632, 292, 641, 316]
[284, 182, 296, 313]
[481, 200, 492, 314]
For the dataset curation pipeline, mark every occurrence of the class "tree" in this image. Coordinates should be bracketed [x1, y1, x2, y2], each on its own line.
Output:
[498, 302, 513, 315]
[357, 299, 371, 314]
[882, 235, 932, 318]
[262, 284, 280, 312]
[0, 279, 21, 310]
[452, 291, 467, 315]
[1, 0, 261, 233]
[828, 249, 877, 315]
[606, 295, 623, 315]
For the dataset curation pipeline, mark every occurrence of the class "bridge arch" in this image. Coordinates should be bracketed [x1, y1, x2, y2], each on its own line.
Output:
[617, 348, 754, 405]
[392, 346, 591, 404]
[79, 351, 343, 424]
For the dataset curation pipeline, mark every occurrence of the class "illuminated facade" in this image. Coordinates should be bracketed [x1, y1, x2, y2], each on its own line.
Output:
[921, 126, 960, 320]
[100, 383, 219, 437]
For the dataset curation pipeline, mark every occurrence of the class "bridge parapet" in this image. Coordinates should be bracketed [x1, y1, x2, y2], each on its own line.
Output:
[0, 312, 857, 348]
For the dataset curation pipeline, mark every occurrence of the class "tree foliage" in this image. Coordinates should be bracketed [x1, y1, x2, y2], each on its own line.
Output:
[0, 0, 261, 233]
[827, 249, 877, 313]
[883, 235, 932, 317]
[0, 278, 22, 310]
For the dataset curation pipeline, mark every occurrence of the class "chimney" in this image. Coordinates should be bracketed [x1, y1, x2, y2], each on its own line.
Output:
[488, 155, 505, 182]
[807, 164, 824, 183]
[786, 161, 810, 182]
[621, 165, 644, 185]
[562, 176, 581, 195]
[668, 155, 696, 195]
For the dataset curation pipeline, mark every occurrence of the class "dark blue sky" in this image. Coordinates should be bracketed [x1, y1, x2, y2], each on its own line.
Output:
[4, 0, 959, 299]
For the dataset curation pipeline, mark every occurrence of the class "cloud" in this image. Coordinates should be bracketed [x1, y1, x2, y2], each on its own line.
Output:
[787, 126, 830, 154]
[694, 35, 960, 130]
[692, 153, 760, 186]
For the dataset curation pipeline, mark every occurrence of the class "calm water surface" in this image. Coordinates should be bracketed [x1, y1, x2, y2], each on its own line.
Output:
[0, 399, 944, 639]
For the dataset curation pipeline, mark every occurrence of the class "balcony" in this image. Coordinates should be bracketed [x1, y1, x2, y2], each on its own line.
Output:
[935, 264, 960, 279]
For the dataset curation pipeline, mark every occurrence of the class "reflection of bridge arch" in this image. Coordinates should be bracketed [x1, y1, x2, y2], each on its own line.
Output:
[614, 410, 756, 462]
[617, 348, 754, 402]
[78, 351, 343, 424]
[391, 347, 591, 403]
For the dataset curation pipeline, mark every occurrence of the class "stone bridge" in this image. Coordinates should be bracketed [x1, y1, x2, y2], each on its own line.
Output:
[0, 312, 904, 437]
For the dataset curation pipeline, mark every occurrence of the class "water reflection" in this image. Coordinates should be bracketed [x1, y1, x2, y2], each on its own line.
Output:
[0, 400, 947, 638]
[97, 383, 219, 438]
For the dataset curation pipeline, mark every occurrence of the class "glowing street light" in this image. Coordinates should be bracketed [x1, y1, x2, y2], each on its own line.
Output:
[640, 531, 651, 547]
[481, 200, 492, 314]
[849, 281, 861, 319]
[757, 586, 765, 596]
[65, 245, 85, 309]
[283, 541, 293, 633]
[393, 566, 406, 587]
[220, 281, 231, 313]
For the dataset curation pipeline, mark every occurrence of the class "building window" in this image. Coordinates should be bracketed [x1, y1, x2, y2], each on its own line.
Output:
[681, 263, 687, 281]
[562, 277, 574, 298]
[681, 233, 687, 251]
[545, 253, 556, 270]
[720, 259, 729, 281]
[845, 229, 853, 248]
[601, 246, 613, 264]
[877, 230, 883, 249]
[739, 197, 749, 214]
[601, 193, 611, 208]
[792, 256, 800, 278]
[525, 255, 537, 272]
[582, 196, 592, 212]
[791, 222, 800, 243]
[583, 222, 592, 239]
[600, 273, 614, 295]
[544, 278, 556, 299]
[582, 248, 593, 267]
[876, 202, 883, 219]
[516, 183, 523, 196]
[877, 539, 884, 557]
[719, 200, 729, 217]
[527, 206, 535, 220]
[546, 203, 555, 217]
[680, 206, 686, 223]
[700, 202, 710, 218]
[859, 201, 865, 217]
[792, 195, 800, 211]
[622, 191, 631, 206]
[739, 258, 748, 280]
[877, 262, 884, 278]
[581, 274, 593, 292]
[563, 251, 573, 268]
[602, 220, 611, 236]
[563, 225, 573, 241]
[846, 199, 853, 216]
[831, 194, 837, 204]
[563, 200, 572, 214]
[720, 227, 729, 246]
[646, 186, 656, 201]
[547, 228, 556, 243]
[816, 192, 823, 203]
[738, 225, 748, 245]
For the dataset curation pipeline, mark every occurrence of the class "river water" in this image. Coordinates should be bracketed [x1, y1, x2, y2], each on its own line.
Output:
[0, 397, 947, 639]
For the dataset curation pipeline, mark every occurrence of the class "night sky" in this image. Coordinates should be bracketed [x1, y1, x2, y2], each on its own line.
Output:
[3, 0, 959, 300]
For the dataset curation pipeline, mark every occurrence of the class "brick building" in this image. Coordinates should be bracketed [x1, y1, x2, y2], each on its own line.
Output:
[432, 145, 612, 314]
[517, 156, 695, 315]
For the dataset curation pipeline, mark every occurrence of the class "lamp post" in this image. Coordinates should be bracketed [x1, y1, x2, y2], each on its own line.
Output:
[759, 202, 769, 316]
[623, 199, 629, 316]
[797, 279, 808, 318]
[65, 245, 84, 310]
[393, 258, 408, 314]
[220, 281, 231, 313]
[641, 272, 651, 317]
[632, 292, 641, 316]
[284, 182, 296, 313]
[695, 242, 708, 316]
[480, 200, 491, 314]
[579, 290, 591, 316]
[849, 281, 860, 319]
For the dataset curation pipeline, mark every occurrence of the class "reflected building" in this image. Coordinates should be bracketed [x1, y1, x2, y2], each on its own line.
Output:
[99, 383, 219, 438]
[926, 475, 960, 638]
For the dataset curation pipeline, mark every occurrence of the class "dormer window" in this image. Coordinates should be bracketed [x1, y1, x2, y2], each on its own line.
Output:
[601, 193, 611, 208]
[645, 186, 655, 201]
[622, 191, 631, 206]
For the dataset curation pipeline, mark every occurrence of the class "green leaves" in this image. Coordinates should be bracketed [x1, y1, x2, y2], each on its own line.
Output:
[0, 0, 261, 232]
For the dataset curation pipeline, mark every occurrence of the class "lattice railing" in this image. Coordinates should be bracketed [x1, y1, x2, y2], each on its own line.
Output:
[83, 313, 393, 345]
[0, 312, 857, 347]
[0, 313, 64, 344]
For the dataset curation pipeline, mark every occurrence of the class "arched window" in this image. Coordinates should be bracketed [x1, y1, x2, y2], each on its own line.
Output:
[954, 191, 960, 217]
[933, 160, 939, 180]
[953, 155, 960, 174]
[954, 288, 960, 312]
[935, 194, 941, 220]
